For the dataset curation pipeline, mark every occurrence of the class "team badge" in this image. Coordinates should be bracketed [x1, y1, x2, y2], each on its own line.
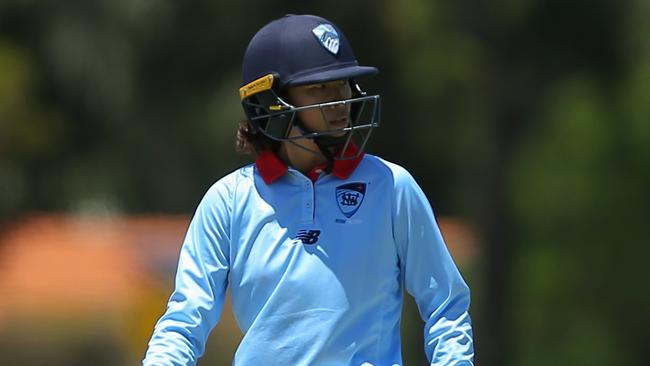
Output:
[312, 24, 340, 55]
[335, 182, 366, 218]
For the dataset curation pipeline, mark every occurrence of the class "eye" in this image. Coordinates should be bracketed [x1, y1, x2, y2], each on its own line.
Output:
[303, 83, 325, 90]
[310, 81, 346, 89]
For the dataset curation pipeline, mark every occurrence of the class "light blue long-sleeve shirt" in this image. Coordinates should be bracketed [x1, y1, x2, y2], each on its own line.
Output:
[143, 154, 474, 365]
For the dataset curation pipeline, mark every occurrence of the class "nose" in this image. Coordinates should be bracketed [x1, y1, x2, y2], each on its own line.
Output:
[324, 88, 346, 108]
[325, 100, 347, 118]
[322, 81, 351, 118]
[334, 82, 351, 99]
[321, 81, 350, 102]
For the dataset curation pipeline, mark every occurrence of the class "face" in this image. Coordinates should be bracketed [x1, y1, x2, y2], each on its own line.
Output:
[286, 79, 352, 137]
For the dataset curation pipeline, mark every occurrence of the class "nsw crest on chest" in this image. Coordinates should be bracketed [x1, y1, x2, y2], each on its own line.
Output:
[335, 182, 366, 223]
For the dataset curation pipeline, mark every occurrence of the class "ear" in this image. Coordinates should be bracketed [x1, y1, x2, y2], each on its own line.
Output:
[254, 91, 294, 139]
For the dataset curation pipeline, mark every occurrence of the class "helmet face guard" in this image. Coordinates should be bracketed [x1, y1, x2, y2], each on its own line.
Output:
[240, 73, 381, 160]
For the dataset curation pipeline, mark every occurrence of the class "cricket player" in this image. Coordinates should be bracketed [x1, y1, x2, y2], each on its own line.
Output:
[143, 14, 474, 366]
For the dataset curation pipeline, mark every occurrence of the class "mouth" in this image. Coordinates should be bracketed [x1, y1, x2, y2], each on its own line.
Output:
[328, 117, 349, 130]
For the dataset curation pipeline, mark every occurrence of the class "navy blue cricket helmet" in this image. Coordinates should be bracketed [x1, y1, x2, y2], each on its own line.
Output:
[239, 14, 381, 159]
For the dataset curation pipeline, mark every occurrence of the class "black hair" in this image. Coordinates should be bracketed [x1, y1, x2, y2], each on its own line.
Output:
[235, 120, 280, 158]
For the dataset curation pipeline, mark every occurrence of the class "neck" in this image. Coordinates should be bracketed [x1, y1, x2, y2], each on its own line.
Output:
[278, 139, 329, 174]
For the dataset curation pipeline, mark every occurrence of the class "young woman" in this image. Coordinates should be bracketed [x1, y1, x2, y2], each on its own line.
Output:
[143, 14, 474, 366]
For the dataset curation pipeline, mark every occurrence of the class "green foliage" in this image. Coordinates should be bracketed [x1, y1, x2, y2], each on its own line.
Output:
[509, 70, 650, 366]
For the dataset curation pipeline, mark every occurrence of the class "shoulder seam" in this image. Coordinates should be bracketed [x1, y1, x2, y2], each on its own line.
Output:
[364, 155, 401, 268]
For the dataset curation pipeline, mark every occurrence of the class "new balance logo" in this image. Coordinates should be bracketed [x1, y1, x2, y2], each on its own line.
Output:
[295, 229, 321, 245]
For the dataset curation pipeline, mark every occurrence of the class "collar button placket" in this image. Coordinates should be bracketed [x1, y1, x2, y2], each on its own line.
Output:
[301, 179, 314, 224]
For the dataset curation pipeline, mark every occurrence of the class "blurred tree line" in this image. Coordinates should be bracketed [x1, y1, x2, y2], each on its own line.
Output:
[1, 0, 649, 365]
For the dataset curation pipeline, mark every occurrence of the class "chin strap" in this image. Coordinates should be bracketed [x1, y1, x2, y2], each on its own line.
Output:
[312, 138, 336, 173]
[293, 121, 349, 173]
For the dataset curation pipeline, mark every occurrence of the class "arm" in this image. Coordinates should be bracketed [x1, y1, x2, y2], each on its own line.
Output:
[391, 167, 474, 366]
[143, 181, 232, 366]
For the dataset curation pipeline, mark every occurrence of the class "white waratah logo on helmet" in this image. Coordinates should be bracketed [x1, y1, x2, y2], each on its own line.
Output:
[312, 24, 340, 55]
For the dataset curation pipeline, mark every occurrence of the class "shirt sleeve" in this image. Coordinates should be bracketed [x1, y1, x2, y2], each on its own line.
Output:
[391, 166, 474, 366]
[143, 179, 232, 366]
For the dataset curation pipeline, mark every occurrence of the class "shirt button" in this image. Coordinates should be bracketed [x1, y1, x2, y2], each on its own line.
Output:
[306, 202, 311, 208]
